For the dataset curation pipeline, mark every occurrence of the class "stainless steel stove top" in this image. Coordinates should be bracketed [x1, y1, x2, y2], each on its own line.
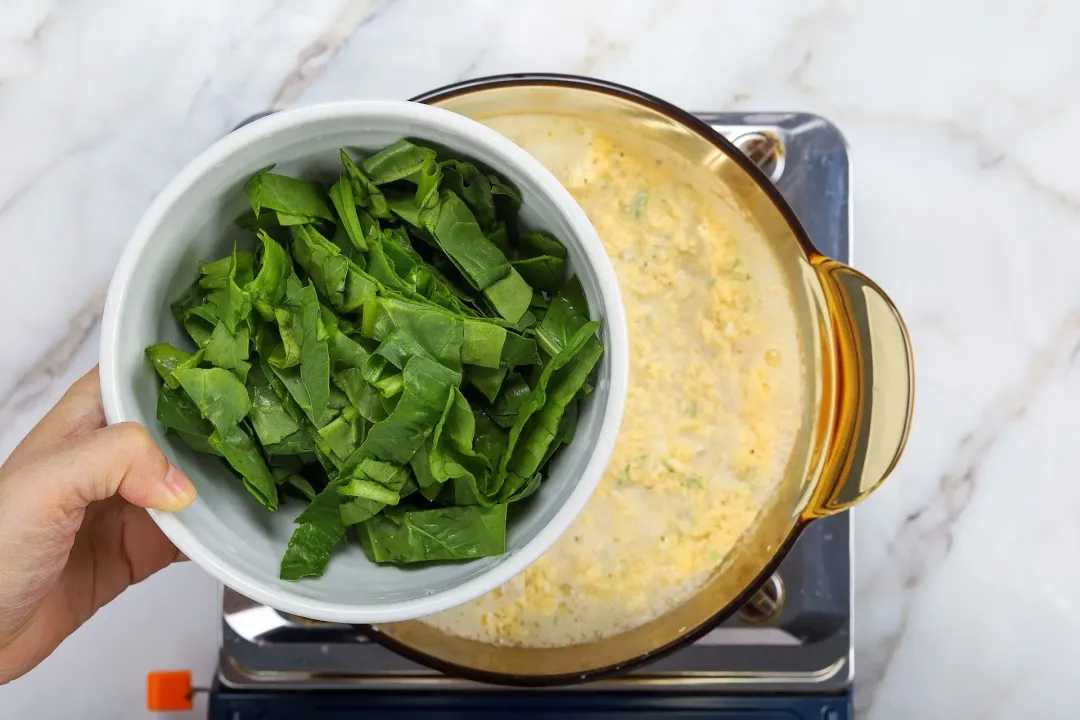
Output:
[218, 112, 854, 695]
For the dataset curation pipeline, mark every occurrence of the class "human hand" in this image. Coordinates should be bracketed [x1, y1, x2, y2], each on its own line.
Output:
[0, 367, 196, 683]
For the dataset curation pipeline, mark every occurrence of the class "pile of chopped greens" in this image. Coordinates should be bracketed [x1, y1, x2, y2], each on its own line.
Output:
[145, 140, 604, 580]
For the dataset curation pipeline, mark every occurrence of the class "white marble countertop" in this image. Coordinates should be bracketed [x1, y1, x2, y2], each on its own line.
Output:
[2, 0, 1077, 717]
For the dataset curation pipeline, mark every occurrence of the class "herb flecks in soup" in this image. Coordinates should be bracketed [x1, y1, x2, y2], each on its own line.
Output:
[422, 124, 803, 647]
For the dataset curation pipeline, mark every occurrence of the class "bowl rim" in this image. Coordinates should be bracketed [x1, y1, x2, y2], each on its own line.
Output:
[99, 99, 629, 624]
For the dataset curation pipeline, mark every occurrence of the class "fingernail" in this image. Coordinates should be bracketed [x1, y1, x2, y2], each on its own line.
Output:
[158, 465, 197, 512]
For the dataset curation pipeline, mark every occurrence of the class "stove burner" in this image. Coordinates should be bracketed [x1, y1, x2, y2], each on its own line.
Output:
[216, 112, 853, 696]
[731, 131, 785, 183]
[737, 573, 786, 624]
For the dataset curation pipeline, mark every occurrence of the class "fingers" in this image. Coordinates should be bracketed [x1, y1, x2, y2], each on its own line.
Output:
[5, 368, 196, 514]
[8, 367, 106, 464]
[38, 422, 197, 516]
[0, 422, 196, 613]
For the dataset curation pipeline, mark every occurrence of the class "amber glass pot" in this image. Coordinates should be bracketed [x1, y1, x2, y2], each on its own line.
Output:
[362, 75, 914, 685]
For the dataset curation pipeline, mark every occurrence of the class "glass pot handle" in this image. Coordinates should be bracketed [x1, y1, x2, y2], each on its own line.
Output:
[803, 258, 914, 520]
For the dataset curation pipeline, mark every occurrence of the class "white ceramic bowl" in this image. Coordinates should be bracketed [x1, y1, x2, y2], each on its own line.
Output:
[99, 100, 628, 624]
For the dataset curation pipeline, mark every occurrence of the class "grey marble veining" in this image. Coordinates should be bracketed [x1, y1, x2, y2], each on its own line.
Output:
[2, 1, 1079, 717]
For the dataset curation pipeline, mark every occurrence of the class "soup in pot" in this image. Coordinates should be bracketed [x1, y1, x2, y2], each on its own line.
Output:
[420, 117, 804, 647]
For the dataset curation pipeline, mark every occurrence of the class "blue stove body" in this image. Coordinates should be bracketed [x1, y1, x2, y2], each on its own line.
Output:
[209, 686, 852, 718]
[211, 102, 855, 719]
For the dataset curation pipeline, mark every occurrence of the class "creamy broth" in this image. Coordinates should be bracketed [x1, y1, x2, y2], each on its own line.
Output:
[420, 117, 804, 647]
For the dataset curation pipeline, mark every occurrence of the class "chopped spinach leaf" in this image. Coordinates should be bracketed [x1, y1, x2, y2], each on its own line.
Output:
[146, 140, 604, 579]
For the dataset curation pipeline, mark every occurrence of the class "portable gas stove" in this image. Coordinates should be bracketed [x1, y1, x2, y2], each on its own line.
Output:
[209, 112, 854, 719]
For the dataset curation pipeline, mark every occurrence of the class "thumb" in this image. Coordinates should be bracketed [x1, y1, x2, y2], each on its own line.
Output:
[36, 422, 197, 517]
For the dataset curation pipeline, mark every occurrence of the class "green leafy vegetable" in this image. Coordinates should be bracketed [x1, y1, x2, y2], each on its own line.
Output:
[341, 151, 390, 218]
[146, 140, 604, 580]
[146, 343, 196, 389]
[293, 283, 332, 428]
[491, 372, 532, 428]
[465, 364, 508, 404]
[291, 224, 376, 313]
[510, 336, 603, 479]
[482, 269, 532, 326]
[205, 243, 252, 334]
[244, 165, 334, 222]
[361, 139, 437, 186]
[172, 367, 251, 434]
[425, 191, 531, 322]
[512, 256, 565, 294]
[318, 406, 361, 459]
[156, 385, 212, 437]
[174, 430, 222, 456]
[371, 297, 465, 371]
[359, 504, 507, 563]
[246, 363, 301, 446]
[287, 474, 318, 500]
[358, 356, 459, 465]
[200, 251, 254, 289]
[534, 277, 591, 357]
[439, 159, 522, 231]
[512, 231, 567, 293]
[329, 172, 368, 251]
[494, 321, 600, 489]
[281, 479, 345, 581]
[203, 322, 250, 381]
[246, 231, 290, 319]
[519, 231, 568, 260]
[208, 424, 279, 511]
